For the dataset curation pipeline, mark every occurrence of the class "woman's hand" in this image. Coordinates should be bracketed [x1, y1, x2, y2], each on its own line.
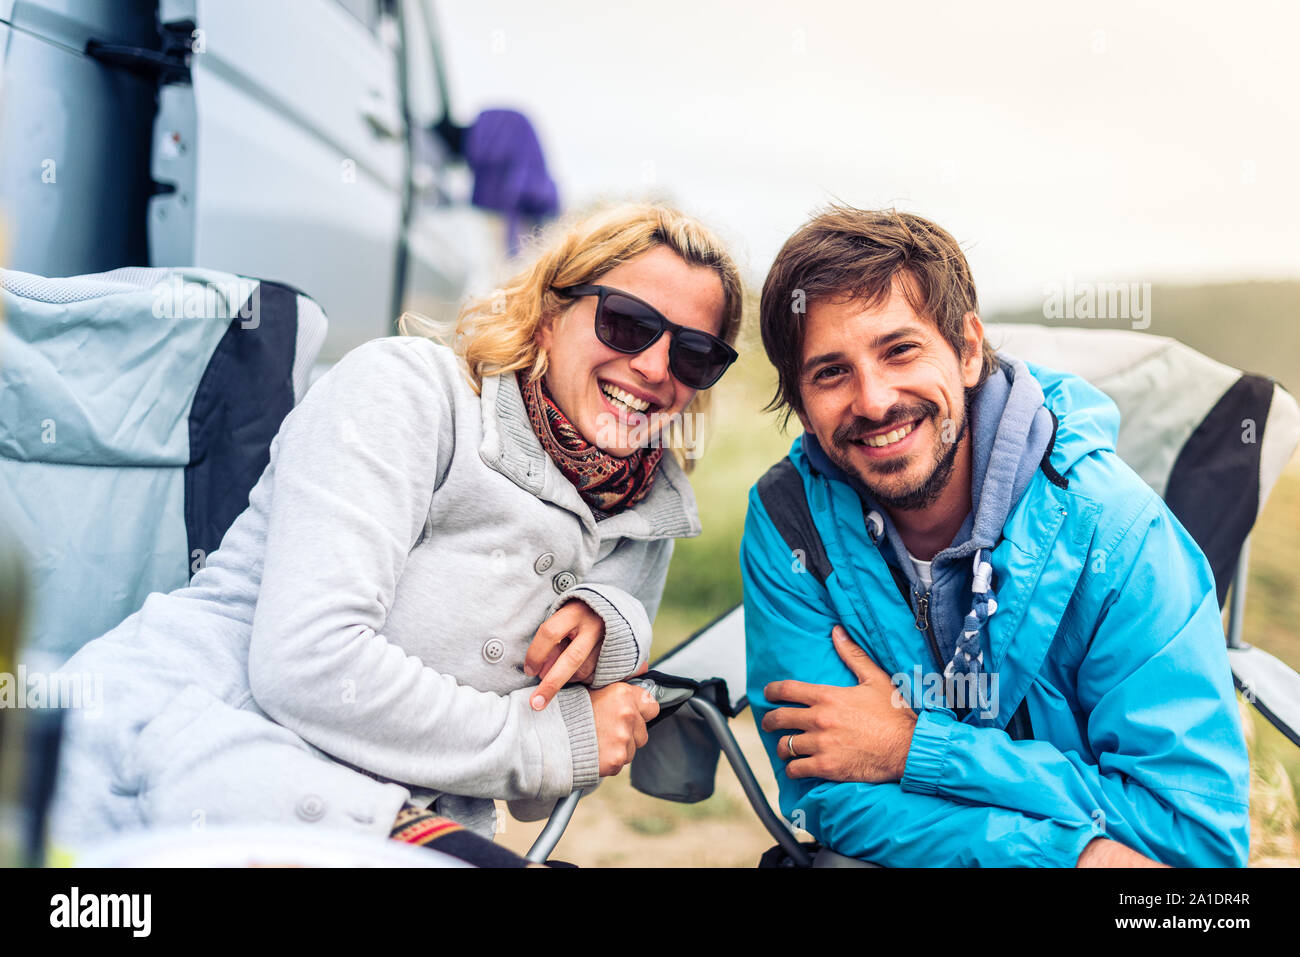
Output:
[525, 600, 606, 710]
[589, 680, 659, 776]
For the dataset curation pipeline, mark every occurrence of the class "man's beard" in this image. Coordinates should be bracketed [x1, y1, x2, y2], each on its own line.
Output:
[827, 394, 970, 512]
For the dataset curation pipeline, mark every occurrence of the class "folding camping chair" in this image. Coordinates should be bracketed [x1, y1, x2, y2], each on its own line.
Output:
[0, 266, 328, 663]
[0, 266, 328, 863]
[526, 323, 1300, 866]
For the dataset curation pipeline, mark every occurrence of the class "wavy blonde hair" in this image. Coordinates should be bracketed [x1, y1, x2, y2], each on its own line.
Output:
[401, 203, 743, 469]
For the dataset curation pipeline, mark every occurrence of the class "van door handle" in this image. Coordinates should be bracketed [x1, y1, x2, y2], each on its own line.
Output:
[361, 90, 403, 139]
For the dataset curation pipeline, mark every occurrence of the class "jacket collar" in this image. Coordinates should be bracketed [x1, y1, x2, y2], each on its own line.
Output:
[477, 372, 701, 543]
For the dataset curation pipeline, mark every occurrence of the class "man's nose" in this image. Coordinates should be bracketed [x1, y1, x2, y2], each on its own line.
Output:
[850, 374, 900, 424]
[627, 333, 672, 384]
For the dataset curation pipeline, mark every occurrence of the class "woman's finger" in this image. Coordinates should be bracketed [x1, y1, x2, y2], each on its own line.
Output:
[636, 687, 659, 722]
[524, 601, 584, 676]
[536, 642, 565, 681]
[524, 623, 566, 677]
[539, 621, 600, 681]
[530, 630, 599, 710]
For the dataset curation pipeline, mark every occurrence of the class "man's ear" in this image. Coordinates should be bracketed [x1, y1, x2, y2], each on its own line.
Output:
[960, 311, 985, 388]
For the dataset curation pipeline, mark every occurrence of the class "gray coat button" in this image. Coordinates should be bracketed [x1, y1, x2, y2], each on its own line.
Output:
[296, 794, 325, 822]
[533, 552, 555, 574]
[552, 570, 577, 594]
[482, 638, 505, 663]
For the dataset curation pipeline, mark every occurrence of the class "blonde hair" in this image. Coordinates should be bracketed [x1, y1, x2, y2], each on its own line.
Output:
[401, 203, 743, 469]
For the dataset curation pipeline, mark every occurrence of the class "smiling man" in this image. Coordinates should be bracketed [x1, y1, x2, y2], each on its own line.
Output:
[741, 207, 1250, 867]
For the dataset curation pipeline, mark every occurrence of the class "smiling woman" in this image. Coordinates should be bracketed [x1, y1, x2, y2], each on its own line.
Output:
[49, 202, 744, 867]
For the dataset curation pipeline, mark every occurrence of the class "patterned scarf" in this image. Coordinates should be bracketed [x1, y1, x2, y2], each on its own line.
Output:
[517, 371, 663, 514]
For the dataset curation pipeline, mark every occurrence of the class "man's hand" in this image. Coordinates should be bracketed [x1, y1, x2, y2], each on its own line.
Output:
[525, 600, 605, 710]
[762, 626, 917, 783]
[1076, 838, 1170, 868]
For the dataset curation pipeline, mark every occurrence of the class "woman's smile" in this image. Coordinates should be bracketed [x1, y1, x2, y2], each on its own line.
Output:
[598, 378, 660, 416]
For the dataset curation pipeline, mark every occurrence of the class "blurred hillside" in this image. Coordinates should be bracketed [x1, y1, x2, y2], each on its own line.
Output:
[990, 279, 1300, 393]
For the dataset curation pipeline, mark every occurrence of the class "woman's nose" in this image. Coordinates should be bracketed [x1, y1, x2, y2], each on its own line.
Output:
[627, 334, 672, 383]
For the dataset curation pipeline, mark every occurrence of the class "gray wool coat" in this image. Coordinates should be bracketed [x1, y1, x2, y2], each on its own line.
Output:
[49, 336, 701, 850]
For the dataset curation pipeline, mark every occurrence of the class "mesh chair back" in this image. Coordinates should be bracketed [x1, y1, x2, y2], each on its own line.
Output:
[986, 323, 1300, 604]
[0, 267, 328, 662]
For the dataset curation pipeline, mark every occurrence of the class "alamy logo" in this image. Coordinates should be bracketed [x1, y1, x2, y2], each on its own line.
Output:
[1042, 275, 1151, 329]
[0, 667, 102, 718]
[890, 665, 1000, 719]
[592, 410, 707, 459]
[49, 887, 151, 937]
[151, 275, 260, 328]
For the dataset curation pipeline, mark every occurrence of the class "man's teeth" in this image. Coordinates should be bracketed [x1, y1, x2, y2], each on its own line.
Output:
[862, 421, 917, 448]
[601, 383, 651, 413]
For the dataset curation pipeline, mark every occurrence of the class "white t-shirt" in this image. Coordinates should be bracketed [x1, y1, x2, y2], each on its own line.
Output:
[906, 549, 934, 590]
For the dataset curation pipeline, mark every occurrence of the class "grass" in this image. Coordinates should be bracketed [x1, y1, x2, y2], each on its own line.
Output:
[1245, 703, 1300, 865]
[653, 313, 791, 657]
[1241, 459, 1300, 672]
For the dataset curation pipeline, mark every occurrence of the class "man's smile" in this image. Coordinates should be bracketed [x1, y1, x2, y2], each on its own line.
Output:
[848, 417, 923, 452]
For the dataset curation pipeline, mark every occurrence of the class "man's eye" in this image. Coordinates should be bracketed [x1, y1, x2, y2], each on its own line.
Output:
[813, 366, 844, 381]
[888, 343, 917, 359]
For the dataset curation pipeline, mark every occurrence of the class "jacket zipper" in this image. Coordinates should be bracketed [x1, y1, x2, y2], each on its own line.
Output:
[915, 584, 975, 718]
[913, 585, 945, 674]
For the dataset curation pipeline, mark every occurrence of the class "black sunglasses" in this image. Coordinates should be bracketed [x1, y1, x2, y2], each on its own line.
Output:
[556, 284, 737, 390]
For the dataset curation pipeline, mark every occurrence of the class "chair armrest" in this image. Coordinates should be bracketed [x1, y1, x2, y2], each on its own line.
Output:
[1229, 645, 1300, 749]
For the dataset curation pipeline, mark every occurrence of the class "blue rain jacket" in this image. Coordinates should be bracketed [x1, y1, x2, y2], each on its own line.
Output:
[742, 363, 1250, 867]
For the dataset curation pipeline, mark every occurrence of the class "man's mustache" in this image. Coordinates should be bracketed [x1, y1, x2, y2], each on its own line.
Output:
[833, 402, 939, 445]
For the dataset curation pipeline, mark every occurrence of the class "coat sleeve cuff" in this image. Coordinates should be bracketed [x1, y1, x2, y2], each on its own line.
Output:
[549, 585, 644, 687]
[1057, 825, 1106, 868]
[900, 708, 957, 795]
[556, 685, 600, 792]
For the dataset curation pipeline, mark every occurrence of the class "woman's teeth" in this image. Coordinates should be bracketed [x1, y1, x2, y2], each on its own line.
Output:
[601, 382, 652, 413]
[862, 420, 917, 448]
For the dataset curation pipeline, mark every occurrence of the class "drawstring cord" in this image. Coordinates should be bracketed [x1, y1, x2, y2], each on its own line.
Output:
[865, 508, 998, 680]
[946, 548, 997, 678]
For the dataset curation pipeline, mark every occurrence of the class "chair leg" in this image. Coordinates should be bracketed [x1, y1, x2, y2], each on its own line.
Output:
[525, 790, 582, 864]
[691, 698, 813, 867]
[525, 695, 816, 867]
[1227, 536, 1250, 650]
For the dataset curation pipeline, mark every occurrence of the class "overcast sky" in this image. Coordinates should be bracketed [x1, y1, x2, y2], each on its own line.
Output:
[436, 0, 1299, 312]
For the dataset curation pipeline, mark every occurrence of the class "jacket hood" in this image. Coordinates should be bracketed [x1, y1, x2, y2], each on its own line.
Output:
[1029, 358, 1122, 475]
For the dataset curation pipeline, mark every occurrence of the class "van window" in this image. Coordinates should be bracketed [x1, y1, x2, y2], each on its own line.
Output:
[333, 0, 381, 34]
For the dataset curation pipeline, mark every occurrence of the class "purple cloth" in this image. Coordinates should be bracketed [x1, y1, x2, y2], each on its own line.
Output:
[463, 109, 560, 255]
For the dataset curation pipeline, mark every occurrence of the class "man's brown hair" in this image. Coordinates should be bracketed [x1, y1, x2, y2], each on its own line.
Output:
[760, 206, 997, 427]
